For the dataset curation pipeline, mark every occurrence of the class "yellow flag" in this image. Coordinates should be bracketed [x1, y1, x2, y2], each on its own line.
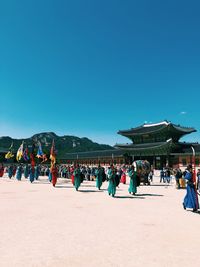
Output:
[16, 142, 24, 161]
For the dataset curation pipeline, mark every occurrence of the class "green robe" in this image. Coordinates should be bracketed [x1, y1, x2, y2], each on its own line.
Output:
[128, 170, 137, 194]
[95, 168, 103, 190]
[107, 169, 116, 197]
[74, 168, 81, 191]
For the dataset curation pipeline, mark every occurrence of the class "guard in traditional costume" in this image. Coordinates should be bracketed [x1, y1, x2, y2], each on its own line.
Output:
[95, 165, 104, 190]
[34, 165, 39, 180]
[8, 165, 13, 179]
[73, 165, 82, 191]
[183, 165, 199, 212]
[16, 165, 22, 181]
[24, 164, 29, 179]
[29, 167, 35, 183]
[128, 165, 137, 195]
[51, 164, 58, 187]
[0, 165, 4, 177]
[107, 165, 117, 197]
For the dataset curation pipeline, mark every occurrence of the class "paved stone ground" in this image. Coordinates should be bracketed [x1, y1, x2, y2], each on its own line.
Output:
[0, 175, 200, 267]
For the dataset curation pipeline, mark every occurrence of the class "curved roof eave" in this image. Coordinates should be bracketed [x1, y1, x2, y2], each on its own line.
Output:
[115, 139, 173, 151]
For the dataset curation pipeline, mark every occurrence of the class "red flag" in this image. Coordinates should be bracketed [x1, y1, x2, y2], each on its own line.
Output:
[50, 140, 56, 169]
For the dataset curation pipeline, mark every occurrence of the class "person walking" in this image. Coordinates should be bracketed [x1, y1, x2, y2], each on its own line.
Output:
[107, 165, 117, 197]
[8, 165, 13, 179]
[51, 164, 58, 187]
[95, 165, 103, 190]
[73, 165, 82, 191]
[128, 165, 138, 195]
[197, 169, 200, 193]
[16, 164, 22, 181]
[183, 164, 199, 212]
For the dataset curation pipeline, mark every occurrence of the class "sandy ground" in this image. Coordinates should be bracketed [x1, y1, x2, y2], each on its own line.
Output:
[0, 175, 200, 267]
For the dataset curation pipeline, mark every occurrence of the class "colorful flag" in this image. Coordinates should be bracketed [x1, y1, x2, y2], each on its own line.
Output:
[5, 142, 14, 159]
[16, 142, 24, 161]
[50, 139, 56, 169]
[23, 147, 29, 161]
[30, 143, 36, 168]
[36, 141, 44, 158]
[36, 141, 47, 163]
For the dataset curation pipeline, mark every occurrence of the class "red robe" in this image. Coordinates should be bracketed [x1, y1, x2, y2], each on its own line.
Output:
[51, 166, 58, 187]
[0, 167, 4, 177]
[120, 173, 126, 184]
[71, 174, 75, 185]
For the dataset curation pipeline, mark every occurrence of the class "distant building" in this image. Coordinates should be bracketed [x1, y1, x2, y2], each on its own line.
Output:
[63, 121, 200, 169]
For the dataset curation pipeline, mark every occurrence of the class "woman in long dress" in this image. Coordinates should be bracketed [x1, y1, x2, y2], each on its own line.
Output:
[183, 164, 199, 212]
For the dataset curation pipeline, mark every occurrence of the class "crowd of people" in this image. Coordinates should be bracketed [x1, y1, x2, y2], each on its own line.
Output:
[0, 162, 199, 212]
[0, 163, 149, 196]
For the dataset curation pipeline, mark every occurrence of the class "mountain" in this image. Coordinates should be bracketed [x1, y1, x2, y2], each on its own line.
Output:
[0, 132, 113, 158]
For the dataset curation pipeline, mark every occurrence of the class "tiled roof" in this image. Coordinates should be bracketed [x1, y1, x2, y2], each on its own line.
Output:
[118, 121, 196, 136]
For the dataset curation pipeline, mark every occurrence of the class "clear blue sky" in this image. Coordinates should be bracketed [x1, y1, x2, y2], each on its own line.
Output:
[0, 0, 200, 145]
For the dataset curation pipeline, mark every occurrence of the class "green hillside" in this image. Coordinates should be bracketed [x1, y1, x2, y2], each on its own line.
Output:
[0, 132, 113, 159]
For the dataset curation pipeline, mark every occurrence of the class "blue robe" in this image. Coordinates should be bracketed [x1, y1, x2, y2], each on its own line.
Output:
[24, 165, 29, 179]
[74, 168, 81, 191]
[107, 169, 116, 197]
[183, 171, 199, 211]
[34, 166, 39, 180]
[8, 166, 13, 179]
[48, 172, 52, 182]
[95, 168, 103, 190]
[29, 168, 35, 183]
[16, 166, 22, 181]
[128, 170, 137, 194]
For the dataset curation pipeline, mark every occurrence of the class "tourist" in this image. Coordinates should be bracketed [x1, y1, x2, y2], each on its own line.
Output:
[160, 169, 165, 183]
[128, 165, 138, 195]
[183, 164, 199, 212]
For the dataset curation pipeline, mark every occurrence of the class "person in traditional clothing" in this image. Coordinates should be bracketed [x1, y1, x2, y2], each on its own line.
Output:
[8, 165, 13, 179]
[107, 165, 117, 197]
[73, 165, 82, 191]
[16, 164, 22, 181]
[24, 164, 29, 179]
[120, 169, 126, 184]
[29, 167, 35, 183]
[51, 164, 58, 187]
[95, 165, 104, 190]
[12, 165, 17, 177]
[34, 165, 39, 180]
[183, 164, 199, 212]
[0, 164, 4, 177]
[197, 169, 200, 193]
[48, 170, 52, 182]
[128, 165, 138, 195]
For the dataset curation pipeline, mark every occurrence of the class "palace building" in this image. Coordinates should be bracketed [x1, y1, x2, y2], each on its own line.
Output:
[64, 121, 200, 169]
